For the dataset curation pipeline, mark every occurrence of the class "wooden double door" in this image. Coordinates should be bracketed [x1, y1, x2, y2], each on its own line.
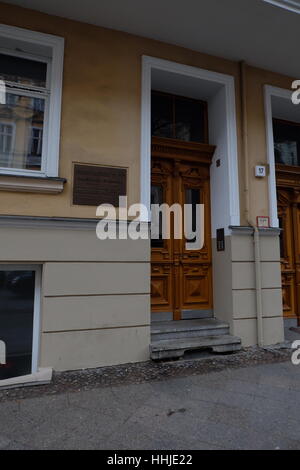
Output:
[277, 166, 300, 321]
[151, 137, 215, 321]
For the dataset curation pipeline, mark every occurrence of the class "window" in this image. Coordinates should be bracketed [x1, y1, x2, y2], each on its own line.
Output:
[273, 119, 300, 167]
[0, 265, 41, 380]
[0, 24, 64, 177]
[28, 127, 43, 170]
[0, 52, 48, 173]
[151, 91, 208, 143]
[0, 122, 14, 157]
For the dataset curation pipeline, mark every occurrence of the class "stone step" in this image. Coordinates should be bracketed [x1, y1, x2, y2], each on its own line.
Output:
[151, 310, 213, 322]
[150, 334, 242, 360]
[151, 318, 229, 341]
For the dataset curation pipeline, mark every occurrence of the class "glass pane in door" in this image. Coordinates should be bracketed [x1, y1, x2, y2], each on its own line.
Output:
[185, 188, 200, 241]
[151, 93, 173, 139]
[278, 216, 285, 259]
[175, 97, 206, 143]
[273, 120, 300, 166]
[0, 270, 35, 380]
[151, 184, 164, 248]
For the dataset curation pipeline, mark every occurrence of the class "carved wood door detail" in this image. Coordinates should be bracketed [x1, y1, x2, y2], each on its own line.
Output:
[151, 137, 214, 321]
[277, 166, 300, 321]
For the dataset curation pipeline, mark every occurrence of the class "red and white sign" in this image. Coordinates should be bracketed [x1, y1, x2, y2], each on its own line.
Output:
[256, 216, 270, 228]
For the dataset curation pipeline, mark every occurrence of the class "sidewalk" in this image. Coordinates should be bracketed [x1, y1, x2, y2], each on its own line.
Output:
[0, 358, 299, 450]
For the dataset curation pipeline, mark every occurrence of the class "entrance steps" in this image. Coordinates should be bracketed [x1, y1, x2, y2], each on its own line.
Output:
[150, 318, 242, 360]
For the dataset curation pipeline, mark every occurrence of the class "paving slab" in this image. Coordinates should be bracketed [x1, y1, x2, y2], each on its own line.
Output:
[0, 359, 299, 450]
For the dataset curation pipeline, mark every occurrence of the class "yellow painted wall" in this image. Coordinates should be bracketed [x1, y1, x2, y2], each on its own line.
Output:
[244, 65, 294, 224]
[0, 2, 295, 223]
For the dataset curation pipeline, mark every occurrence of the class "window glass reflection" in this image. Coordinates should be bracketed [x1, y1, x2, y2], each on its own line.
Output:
[151, 91, 207, 144]
[0, 93, 44, 170]
[0, 53, 47, 88]
[151, 93, 173, 139]
[175, 96, 205, 143]
[0, 271, 35, 380]
[273, 119, 300, 167]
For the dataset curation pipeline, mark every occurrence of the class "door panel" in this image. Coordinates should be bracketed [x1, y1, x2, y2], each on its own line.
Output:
[151, 157, 174, 313]
[277, 187, 299, 319]
[151, 139, 214, 320]
[181, 264, 212, 309]
[151, 264, 173, 311]
[179, 160, 212, 315]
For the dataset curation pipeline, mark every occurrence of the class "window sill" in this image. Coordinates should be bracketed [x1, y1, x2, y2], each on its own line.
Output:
[0, 174, 66, 194]
[0, 368, 53, 390]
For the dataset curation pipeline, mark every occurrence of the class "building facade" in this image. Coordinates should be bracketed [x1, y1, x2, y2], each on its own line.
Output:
[0, 0, 299, 386]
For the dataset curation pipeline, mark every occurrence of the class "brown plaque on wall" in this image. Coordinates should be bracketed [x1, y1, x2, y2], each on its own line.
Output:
[73, 164, 127, 207]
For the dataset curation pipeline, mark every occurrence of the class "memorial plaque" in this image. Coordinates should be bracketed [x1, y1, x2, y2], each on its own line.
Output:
[73, 164, 127, 207]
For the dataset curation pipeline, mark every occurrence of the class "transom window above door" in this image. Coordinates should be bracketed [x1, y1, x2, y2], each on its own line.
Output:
[0, 24, 64, 178]
[151, 91, 208, 144]
[273, 118, 300, 167]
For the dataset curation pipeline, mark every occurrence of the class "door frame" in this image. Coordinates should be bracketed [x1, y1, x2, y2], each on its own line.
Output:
[264, 85, 297, 228]
[151, 138, 215, 319]
[264, 86, 300, 326]
[140, 55, 240, 232]
[276, 154, 300, 322]
[0, 264, 41, 375]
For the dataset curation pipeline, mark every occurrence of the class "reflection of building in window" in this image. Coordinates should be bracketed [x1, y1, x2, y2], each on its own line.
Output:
[0, 122, 13, 155]
[27, 127, 43, 170]
[151, 91, 208, 143]
[273, 119, 300, 167]
[0, 53, 48, 173]
[275, 141, 298, 166]
[29, 127, 43, 156]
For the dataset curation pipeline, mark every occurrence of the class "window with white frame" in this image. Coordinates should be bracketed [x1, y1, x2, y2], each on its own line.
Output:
[0, 24, 64, 177]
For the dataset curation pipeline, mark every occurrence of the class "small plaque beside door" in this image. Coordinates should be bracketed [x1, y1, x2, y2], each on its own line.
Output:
[216, 228, 225, 252]
[73, 164, 127, 207]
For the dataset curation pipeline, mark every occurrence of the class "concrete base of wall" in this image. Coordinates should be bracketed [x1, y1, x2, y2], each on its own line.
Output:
[0, 218, 285, 373]
[0, 217, 151, 372]
[212, 226, 284, 347]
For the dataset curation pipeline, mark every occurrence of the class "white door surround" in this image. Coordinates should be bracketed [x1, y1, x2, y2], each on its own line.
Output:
[140, 55, 240, 235]
[264, 85, 300, 228]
